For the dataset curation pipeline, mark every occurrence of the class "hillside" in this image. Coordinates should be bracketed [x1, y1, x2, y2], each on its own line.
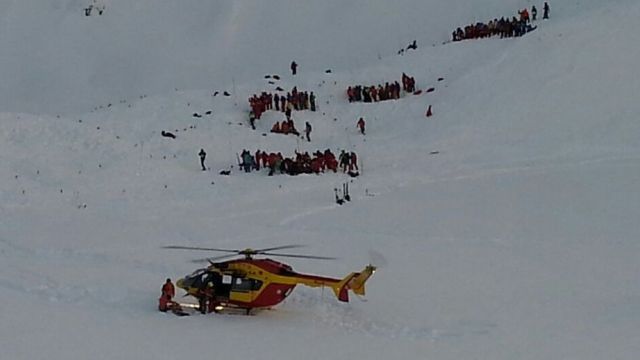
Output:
[2, 1, 640, 359]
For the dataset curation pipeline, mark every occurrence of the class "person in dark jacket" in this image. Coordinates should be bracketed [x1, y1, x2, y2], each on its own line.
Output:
[310, 92, 316, 111]
[357, 117, 366, 135]
[290, 61, 298, 75]
[199, 149, 207, 171]
[305, 121, 312, 142]
[543, 2, 550, 19]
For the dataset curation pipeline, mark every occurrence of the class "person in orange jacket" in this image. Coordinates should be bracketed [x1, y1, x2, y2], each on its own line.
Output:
[159, 278, 179, 312]
[162, 278, 175, 299]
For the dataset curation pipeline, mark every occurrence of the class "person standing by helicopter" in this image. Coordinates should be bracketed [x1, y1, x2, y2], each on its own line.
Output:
[162, 278, 175, 299]
[198, 282, 215, 314]
[159, 278, 177, 312]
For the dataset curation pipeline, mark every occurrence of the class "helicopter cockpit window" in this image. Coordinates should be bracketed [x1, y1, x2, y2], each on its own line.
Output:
[222, 275, 233, 284]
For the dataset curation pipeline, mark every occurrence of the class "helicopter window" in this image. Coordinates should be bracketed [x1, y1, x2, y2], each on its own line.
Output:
[222, 275, 233, 284]
[251, 280, 263, 291]
[232, 277, 262, 292]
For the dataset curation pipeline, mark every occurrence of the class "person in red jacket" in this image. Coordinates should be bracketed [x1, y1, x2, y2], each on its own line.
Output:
[162, 278, 175, 299]
[350, 152, 359, 171]
[159, 278, 178, 312]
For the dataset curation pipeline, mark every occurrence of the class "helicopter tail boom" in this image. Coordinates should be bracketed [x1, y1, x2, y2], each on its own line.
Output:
[332, 264, 377, 302]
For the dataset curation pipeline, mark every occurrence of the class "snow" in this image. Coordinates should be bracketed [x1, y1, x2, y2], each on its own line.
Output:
[2, 0, 640, 359]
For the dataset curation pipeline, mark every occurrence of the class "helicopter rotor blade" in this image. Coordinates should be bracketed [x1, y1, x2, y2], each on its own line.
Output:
[260, 252, 337, 260]
[190, 253, 240, 263]
[163, 245, 240, 253]
[255, 244, 306, 253]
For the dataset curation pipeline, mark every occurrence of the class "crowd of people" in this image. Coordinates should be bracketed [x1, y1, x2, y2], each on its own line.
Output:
[348, 81, 400, 103]
[248, 87, 317, 122]
[237, 149, 358, 176]
[451, 3, 548, 41]
[347, 73, 417, 103]
[270, 118, 300, 136]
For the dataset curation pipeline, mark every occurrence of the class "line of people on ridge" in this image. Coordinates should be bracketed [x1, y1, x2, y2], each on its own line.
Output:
[238, 149, 358, 176]
[347, 81, 402, 103]
[451, 3, 548, 42]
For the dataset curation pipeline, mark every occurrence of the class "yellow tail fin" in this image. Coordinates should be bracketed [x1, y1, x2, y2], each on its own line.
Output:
[332, 265, 377, 302]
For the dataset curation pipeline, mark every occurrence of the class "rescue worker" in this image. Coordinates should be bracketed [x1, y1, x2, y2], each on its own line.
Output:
[531, 5, 538, 21]
[158, 278, 178, 313]
[158, 292, 175, 312]
[290, 61, 298, 75]
[357, 117, 366, 135]
[198, 148, 207, 171]
[198, 282, 215, 314]
[543, 2, 550, 19]
[162, 278, 175, 299]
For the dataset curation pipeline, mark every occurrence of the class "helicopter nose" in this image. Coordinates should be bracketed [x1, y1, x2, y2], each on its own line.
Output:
[176, 278, 186, 289]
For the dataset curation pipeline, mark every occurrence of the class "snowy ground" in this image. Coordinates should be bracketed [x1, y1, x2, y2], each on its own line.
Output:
[2, 1, 640, 359]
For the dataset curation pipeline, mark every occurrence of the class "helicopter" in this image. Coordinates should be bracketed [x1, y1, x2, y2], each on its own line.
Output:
[163, 244, 376, 315]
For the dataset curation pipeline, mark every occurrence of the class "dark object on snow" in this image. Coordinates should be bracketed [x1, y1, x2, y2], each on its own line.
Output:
[219, 170, 231, 175]
[193, 113, 202, 118]
[84, 7, 92, 16]
[407, 40, 417, 50]
[343, 183, 351, 202]
[205, 110, 212, 115]
[161, 131, 176, 139]
[426, 105, 433, 117]
[430, 151, 440, 155]
[413, 90, 423, 95]
[268, 81, 275, 85]
[265, 75, 271, 79]
[213, 91, 219, 96]
[273, 75, 281, 80]
[275, 86, 284, 91]
[325, 69, 332, 73]
[426, 87, 435, 93]
[290, 61, 298, 75]
[223, 91, 231, 96]
[437, 77, 444, 82]
[347, 171, 359, 178]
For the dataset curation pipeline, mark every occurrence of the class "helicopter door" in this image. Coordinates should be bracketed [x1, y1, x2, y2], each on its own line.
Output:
[216, 275, 232, 298]
[229, 277, 263, 303]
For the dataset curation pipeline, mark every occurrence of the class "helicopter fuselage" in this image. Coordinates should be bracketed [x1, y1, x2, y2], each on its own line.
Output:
[176, 258, 375, 310]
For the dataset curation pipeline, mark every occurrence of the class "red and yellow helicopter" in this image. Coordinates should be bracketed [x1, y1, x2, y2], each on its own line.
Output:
[164, 245, 376, 314]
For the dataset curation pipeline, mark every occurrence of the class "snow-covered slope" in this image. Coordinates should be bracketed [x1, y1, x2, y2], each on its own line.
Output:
[2, 1, 640, 359]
